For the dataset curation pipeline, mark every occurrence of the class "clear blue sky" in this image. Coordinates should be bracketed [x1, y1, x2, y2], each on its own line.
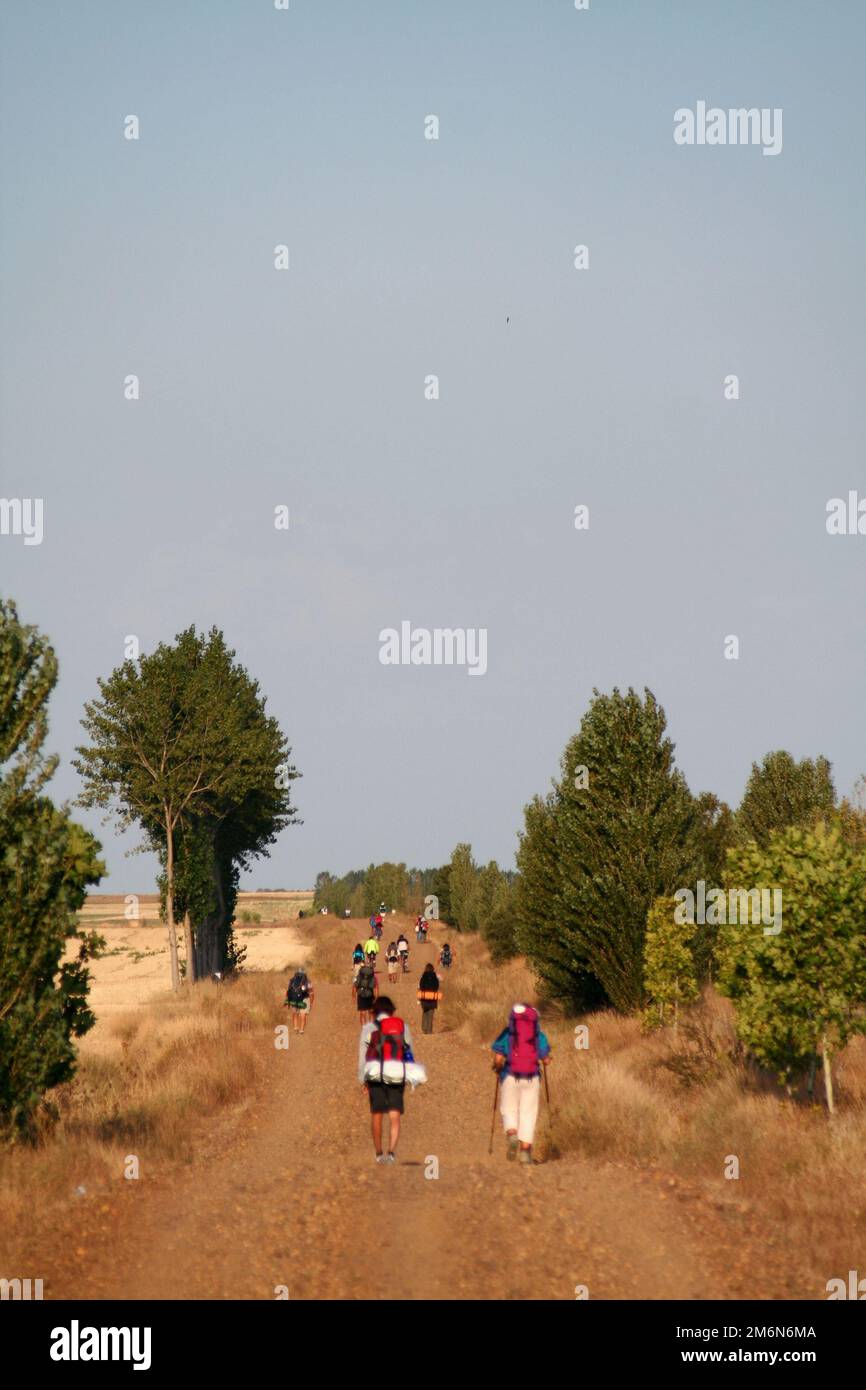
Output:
[2, 1, 864, 889]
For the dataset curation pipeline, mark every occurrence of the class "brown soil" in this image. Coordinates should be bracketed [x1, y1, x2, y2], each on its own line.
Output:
[7, 952, 799, 1301]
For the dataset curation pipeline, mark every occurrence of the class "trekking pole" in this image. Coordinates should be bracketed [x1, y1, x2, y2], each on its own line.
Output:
[542, 1061, 551, 1109]
[487, 1072, 500, 1155]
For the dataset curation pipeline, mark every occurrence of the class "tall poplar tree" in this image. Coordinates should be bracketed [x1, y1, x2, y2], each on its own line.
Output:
[0, 599, 104, 1137]
[519, 688, 698, 1013]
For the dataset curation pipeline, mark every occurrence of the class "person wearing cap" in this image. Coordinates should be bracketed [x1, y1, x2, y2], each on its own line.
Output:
[490, 1003, 552, 1165]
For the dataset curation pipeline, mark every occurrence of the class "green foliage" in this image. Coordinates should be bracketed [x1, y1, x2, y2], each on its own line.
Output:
[429, 863, 453, 925]
[736, 751, 836, 848]
[313, 864, 409, 917]
[715, 822, 866, 1104]
[519, 688, 699, 1014]
[363, 862, 408, 916]
[513, 791, 603, 1007]
[447, 843, 477, 931]
[837, 776, 866, 851]
[313, 868, 366, 916]
[467, 859, 503, 934]
[0, 599, 104, 1138]
[76, 626, 300, 984]
[643, 896, 699, 1028]
[480, 871, 519, 962]
[689, 791, 736, 980]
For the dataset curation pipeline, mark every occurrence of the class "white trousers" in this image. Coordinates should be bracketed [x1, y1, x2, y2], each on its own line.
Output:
[499, 1075, 540, 1145]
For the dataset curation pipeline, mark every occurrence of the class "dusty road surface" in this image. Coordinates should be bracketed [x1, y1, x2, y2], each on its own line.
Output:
[9, 949, 796, 1301]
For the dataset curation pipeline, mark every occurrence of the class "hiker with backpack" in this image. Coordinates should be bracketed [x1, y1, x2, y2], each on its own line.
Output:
[357, 995, 421, 1163]
[352, 943, 365, 966]
[396, 932, 409, 973]
[490, 1004, 551, 1165]
[353, 958, 378, 1024]
[417, 962, 442, 1034]
[386, 940, 400, 983]
[439, 942, 454, 970]
[285, 969, 315, 1035]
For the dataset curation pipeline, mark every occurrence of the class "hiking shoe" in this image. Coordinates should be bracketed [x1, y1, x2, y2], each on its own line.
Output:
[519, 1147, 532, 1165]
[375, 1153, 386, 1164]
[506, 1135, 519, 1162]
[384, 1152, 397, 1164]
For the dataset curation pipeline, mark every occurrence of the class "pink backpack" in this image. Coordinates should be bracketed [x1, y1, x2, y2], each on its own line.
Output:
[508, 1006, 540, 1077]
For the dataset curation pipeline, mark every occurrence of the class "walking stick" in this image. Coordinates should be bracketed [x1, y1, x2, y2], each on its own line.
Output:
[487, 1071, 500, 1155]
[542, 1060, 551, 1108]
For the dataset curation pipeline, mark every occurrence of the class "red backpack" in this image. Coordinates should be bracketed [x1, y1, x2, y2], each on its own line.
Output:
[508, 1006, 540, 1077]
[366, 1015, 407, 1066]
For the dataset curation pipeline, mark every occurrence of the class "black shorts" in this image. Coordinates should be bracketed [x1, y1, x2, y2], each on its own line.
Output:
[357, 993, 374, 1012]
[367, 1082, 405, 1114]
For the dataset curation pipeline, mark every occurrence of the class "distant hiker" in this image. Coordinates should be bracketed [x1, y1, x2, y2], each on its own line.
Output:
[439, 942, 454, 970]
[358, 996, 418, 1163]
[343, 907, 351, 919]
[286, 969, 314, 1035]
[354, 959, 378, 1024]
[375, 911, 384, 937]
[491, 1004, 551, 1165]
[363, 934, 380, 963]
[396, 933, 409, 973]
[415, 915, 428, 943]
[386, 940, 399, 983]
[417, 963, 441, 1034]
[352, 943, 366, 965]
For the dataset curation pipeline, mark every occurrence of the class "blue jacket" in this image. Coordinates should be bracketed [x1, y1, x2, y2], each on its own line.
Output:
[491, 1023, 551, 1078]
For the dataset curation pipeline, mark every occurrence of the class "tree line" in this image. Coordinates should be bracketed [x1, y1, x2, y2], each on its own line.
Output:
[510, 687, 865, 1112]
[3, 586, 863, 1136]
[313, 849, 518, 957]
[316, 686, 866, 1111]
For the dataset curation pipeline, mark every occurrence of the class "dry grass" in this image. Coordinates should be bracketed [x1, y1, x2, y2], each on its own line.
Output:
[519, 970, 866, 1289]
[0, 972, 287, 1239]
[308, 918, 866, 1287]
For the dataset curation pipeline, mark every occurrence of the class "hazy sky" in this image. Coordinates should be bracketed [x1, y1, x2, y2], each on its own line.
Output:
[2, 1, 864, 891]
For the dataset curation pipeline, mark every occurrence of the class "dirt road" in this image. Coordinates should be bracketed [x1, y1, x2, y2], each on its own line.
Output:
[11, 957, 795, 1300]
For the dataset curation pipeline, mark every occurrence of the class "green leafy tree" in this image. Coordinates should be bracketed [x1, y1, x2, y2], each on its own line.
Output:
[430, 863, 453, 925]
[715, 823, 866, 1111]
[363, 862, 409, 916]
[643, 896, 698, 1029]
[447, 843, 477, 932]
[515, 791, 606, 1010]
[690, 791, 736, 980]
[838, 775, 866, 851]
[75, 626, 299, 988]
[313, 869, 365, 916]
[522, 688, 699, 1014]
[464, 859, 499, 933]
[1, 600, 104, 1138]
[736, 751, 836, 848]
[481, 873, 519, 962]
